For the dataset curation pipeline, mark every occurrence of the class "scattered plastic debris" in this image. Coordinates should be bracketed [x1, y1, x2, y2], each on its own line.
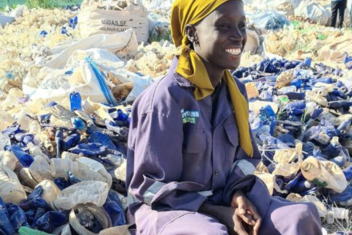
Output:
[234, 56, 352, 233]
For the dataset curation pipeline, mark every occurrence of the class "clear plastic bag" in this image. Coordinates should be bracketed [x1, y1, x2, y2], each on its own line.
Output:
[52, 181, 109, 210]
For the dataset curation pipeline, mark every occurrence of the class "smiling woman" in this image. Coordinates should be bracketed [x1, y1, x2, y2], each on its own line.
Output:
[126, 1, 323, 235]
[186, 2, 247, 75]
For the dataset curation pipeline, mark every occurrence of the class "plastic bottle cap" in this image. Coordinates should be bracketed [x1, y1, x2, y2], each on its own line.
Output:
[302, 162, 312, 172]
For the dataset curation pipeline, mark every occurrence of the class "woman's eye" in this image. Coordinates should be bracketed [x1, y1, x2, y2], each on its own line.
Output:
[219, 24, 230, 29]
[239, 24, 246, 30]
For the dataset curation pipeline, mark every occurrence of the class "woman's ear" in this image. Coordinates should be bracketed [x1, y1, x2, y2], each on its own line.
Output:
[185, 24, 197, 44]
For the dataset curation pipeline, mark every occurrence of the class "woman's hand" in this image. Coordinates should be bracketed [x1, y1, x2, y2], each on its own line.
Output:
[231, 191, 262, 235]
[199, 204, 249, 235]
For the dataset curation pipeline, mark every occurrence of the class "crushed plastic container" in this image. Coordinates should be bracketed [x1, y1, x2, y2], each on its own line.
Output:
[0, 166, 27, 204]
[51, 158, 109, 186]
[0, 132, 11, 151]
[36, 180, 61, 205]
[326, 208, 349, 224]
[69, 203, 112, 235]
[301, 157, 348, 193]
[52, 181, 109, 210]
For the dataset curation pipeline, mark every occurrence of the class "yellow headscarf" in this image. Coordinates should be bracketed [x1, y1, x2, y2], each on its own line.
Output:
[171, 0, 253, 157]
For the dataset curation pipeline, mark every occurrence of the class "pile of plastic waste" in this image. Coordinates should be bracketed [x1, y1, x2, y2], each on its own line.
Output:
[233, 56, 352, 233]
[3, 55, 352, 234]
[0, 5, 175, 100]
[264, 21, 352, 64]
[125, 41, 175, 78]
[0, 91, 131, 234]
[0, 7, 79, 93]
[2, 1, 352, 234]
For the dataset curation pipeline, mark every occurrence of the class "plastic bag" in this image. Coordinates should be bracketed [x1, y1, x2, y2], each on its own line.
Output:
[46, 29, 138, 69]
[51, 158, 109, 186]
[52, 181, 109, 210]
[76, 157, 113, 188]
[247, 11, 290, 30]
[77, 0, 148, 43]
[272, 144, 303, 177]
[24, 57, 118, 106]
[294, 1, 331, 25]
[124, 71, 155, 102]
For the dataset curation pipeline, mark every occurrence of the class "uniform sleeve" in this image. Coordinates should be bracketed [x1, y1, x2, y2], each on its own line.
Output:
[223, 79, 263, 206]
[126, 104, 207, 214]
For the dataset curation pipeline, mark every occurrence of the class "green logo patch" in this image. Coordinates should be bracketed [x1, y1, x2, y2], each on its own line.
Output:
[181, 109, 200, 124]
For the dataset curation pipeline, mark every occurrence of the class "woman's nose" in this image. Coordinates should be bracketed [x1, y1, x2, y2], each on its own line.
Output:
[229, 28, 244, 42]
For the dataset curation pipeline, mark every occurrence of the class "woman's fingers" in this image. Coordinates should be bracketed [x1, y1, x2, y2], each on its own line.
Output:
[231, 191, 262, 235]
[233, 210, 249, 235]
[238, 212, 255, 226]
[244, 201, 262, 235]
[252, 216, 262, 235]
[236, 195, 247, 215]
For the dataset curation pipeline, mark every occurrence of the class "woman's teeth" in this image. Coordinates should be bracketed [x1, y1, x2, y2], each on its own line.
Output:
[225, 48, 241, 56]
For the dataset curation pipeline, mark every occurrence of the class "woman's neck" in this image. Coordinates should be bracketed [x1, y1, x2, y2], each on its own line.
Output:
[200, 57, 225, 88]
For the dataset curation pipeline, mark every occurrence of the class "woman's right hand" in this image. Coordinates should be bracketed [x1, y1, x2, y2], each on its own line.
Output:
[199, 204, 249, 235]
[231, 191, 261, 235]
[217, 207, 251, 235]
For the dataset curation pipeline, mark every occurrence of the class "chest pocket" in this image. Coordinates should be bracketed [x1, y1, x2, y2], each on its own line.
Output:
[224, 124, 239, 147]
[224, 124, 239, 165]
[183, 128, 206, 154]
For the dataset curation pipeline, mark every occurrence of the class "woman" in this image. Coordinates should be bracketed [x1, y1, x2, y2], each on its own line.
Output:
[126, 0, 322, 234]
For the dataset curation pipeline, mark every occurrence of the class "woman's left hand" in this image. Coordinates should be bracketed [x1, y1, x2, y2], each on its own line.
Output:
[231, 190, 262, 235]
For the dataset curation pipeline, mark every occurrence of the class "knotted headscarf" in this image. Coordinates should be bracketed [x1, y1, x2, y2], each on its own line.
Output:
[171, 0, 253, 157]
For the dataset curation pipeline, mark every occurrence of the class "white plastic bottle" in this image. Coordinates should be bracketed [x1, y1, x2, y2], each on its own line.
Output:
[16, 110, 32, 131]
[36, 180, 61, 206]
[1, 151, 18, 170]
[0, 166, 27, 204]
[0, 109, 14, 130]
[0, 132, 11, 151]
[301, 156, 348, 193]
[51, 158, 108, 185]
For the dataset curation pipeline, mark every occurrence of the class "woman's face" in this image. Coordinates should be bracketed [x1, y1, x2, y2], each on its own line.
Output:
[190, 1, 247, 71]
